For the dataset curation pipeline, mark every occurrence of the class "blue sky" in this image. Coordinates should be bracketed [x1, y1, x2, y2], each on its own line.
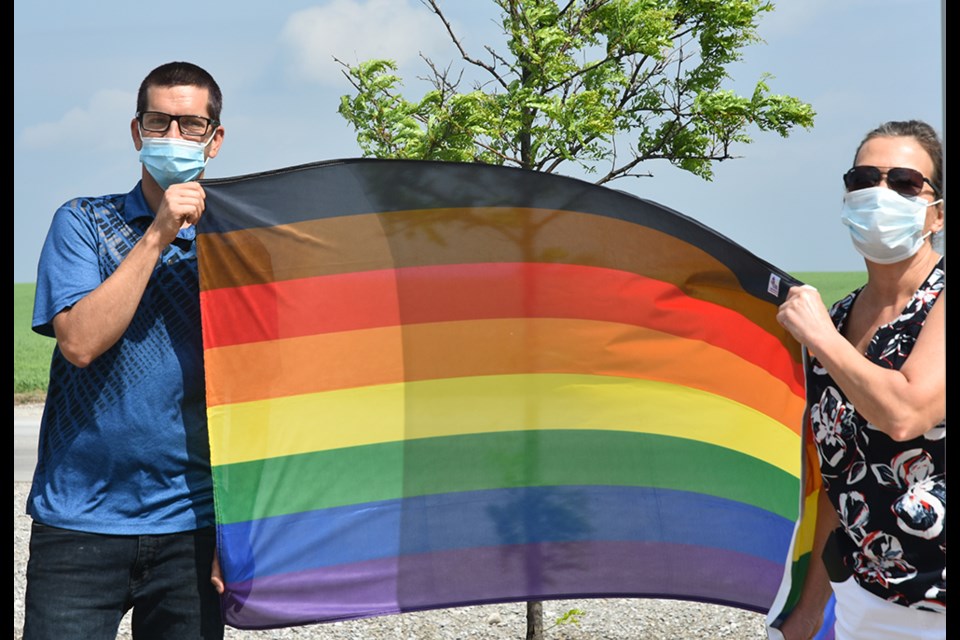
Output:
[14, 0, 944, 282]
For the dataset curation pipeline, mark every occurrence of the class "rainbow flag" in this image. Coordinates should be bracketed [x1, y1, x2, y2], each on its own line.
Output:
[198, 159, 815, 630]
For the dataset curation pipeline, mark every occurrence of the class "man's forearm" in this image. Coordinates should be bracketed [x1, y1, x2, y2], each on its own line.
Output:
[53, 229, 168, 367]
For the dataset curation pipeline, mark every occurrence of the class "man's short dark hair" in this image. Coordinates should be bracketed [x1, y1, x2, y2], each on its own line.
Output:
[137, 61, 223, 122]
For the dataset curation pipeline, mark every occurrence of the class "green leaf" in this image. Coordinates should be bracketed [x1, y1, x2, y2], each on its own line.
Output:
[337, 0, 814, 184]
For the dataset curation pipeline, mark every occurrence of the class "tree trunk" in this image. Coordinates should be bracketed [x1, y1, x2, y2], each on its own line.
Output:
[526, 600, 543, 640]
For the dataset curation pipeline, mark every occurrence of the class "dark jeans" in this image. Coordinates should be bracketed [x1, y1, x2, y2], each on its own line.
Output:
[23, 522, 223, 640]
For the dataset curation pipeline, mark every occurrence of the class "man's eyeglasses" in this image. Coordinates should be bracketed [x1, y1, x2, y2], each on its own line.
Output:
[137, 111, 218, 138]
[843, 165, 940, 198]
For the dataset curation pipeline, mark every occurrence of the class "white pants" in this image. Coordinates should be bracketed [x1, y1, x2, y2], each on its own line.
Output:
[832, 578, 945, 640]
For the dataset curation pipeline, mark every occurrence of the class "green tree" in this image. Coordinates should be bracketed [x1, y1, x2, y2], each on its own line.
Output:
[338, 0, 814, 185]
[338, 2, 814, 637]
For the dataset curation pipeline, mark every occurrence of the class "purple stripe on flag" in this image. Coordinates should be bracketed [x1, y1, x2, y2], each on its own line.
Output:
[222, 540, 784, 629]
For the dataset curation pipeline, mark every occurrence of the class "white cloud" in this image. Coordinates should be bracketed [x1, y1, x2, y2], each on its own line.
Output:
[281, 0, 452, 86]
[19, 89, 134, 151]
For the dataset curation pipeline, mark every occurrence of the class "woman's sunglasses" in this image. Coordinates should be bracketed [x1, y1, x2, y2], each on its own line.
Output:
[843, 165, 940, 198]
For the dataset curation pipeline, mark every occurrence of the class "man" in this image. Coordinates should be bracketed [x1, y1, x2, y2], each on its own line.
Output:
[24, 61, 226, 640]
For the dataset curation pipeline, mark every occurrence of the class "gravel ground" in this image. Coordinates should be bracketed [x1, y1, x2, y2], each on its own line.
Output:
[14, 399, 770, 639]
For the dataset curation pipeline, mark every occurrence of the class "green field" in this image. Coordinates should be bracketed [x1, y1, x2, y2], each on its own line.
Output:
[792, 271, 866, 308]
[13, 272, 866, 400]
[14, 283, 56, 400]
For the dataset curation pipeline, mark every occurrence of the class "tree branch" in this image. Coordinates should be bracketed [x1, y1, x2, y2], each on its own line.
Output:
[424, 0, 511, 90]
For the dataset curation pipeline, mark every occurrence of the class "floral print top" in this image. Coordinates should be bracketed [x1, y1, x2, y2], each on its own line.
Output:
[807, 257, 945, 612]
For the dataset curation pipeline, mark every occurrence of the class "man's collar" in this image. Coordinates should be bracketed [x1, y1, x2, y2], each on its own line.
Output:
[122, 181, 153, 224]
[123, 181, 197, 247]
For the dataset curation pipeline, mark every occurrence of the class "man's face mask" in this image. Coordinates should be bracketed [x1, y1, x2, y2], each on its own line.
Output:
[139, 135, 212, 190]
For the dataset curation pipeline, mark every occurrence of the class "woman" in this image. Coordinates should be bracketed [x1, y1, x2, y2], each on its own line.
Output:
[776, 120, 945, 640]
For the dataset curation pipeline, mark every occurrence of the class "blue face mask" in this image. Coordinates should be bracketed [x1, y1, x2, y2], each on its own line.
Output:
[139, 136, 212, 190]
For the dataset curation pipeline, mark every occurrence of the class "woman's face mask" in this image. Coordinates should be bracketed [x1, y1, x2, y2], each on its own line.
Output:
[840, 187, 942, 264]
